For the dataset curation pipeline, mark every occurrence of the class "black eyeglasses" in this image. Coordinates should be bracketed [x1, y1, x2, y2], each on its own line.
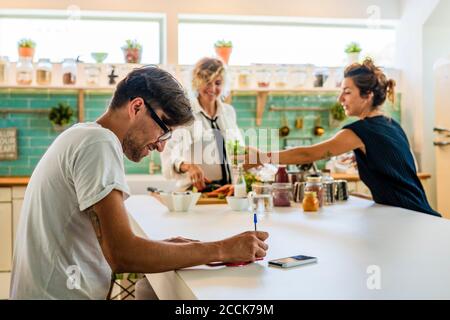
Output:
[134, 98, 172, 143]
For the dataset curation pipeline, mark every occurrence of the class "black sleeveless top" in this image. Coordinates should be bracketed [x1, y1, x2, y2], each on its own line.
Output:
[343, 116, 440, 217]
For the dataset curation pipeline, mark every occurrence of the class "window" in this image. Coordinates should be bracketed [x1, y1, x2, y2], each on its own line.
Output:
[179, 15, 397, 67]
[0, 9, 164, 64]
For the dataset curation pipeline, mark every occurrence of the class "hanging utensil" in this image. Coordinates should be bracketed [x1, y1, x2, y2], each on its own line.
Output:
[313, 115, 325, 136]
[279, 112, 290, 137]
[295, 115, 304, 129]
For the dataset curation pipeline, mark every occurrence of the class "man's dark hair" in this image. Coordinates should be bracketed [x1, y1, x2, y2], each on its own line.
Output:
[109, 66, 194, 127]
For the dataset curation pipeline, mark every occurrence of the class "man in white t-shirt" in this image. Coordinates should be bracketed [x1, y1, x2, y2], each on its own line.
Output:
[10, 66, 269, 300]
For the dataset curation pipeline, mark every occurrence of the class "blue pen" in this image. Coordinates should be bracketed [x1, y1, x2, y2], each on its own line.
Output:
[253, 211, 258, 231]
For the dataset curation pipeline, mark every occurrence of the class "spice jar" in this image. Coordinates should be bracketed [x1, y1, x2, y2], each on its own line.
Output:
[62, 58, 77, 85]
[84, 64, 101, 86]
[36, 58, 52, 85]
[302, 191, 319, 212]
[272, 183, 292, 207]
[304, 176, 324, 207]
[255, 66, 271, 88]
[16, 57, 33, 85]
[0, 56, 10, 84]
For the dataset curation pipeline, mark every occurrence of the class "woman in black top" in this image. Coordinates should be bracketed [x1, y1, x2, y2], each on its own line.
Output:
[250, 58, 440, 217]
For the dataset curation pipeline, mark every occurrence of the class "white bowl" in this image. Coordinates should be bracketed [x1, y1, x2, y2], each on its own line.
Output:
[226, 196, 250, 212]
[159, 192, 201, 212]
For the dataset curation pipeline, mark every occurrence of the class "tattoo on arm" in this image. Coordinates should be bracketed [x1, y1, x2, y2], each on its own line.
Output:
[85, 207, 102, 244]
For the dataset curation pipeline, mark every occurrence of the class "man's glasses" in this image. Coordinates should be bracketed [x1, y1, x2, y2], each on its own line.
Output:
[133, 97, 172, 143]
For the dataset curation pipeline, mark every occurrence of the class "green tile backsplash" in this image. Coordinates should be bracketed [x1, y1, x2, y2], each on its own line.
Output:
[0, 89, 400, 176]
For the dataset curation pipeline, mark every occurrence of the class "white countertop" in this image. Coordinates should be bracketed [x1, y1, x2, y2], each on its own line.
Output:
[125, 195, 450, 300]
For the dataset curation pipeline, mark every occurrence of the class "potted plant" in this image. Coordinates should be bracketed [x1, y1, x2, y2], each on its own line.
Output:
[214, 40, 233, 64]
[344, 42, 362, 65]
[18, 38, 36, 60]
[329, 102, 347, 128]
[121, 39, 142, 64]
[49, 102, 74, 132]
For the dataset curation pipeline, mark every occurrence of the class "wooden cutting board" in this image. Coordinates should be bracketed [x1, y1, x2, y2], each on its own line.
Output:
[196, 196, 227, 205]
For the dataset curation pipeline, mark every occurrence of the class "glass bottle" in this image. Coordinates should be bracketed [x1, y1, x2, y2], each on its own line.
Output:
[0, 56, 10, 84]
[302, 191, 319, 212]
[36, 58, 52, 85]
[275, 165, 289, 183]
[233, 165, 247, 198]
[304, 176, 324, 207]
[62, 58, 77, 85]
[16, 57, 33, 85]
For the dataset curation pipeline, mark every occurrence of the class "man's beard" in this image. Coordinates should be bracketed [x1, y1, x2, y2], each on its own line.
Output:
[123, 130, 144, 162]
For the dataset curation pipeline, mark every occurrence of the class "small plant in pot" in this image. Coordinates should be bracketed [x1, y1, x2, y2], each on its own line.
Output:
[344, 42, 362, 65]
[214, 40, 233, 64]
[18, 38, 36, 60]
[122, 39, 142, 64]
[49, 102, 74, 132]
[329, 102, 347, 128]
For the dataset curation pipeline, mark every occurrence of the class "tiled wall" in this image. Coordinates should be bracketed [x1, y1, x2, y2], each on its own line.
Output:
[0, 89, 400, 176]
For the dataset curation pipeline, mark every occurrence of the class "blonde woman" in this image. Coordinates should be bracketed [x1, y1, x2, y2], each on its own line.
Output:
[161, 57, 243, 191]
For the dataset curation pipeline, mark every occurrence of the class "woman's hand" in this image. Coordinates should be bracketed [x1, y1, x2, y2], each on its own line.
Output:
[241, 146, 268, 170]
[180, 163, 211, 191]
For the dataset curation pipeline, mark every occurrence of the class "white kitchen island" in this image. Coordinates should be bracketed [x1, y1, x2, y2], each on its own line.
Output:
[125, 195, 450, 300]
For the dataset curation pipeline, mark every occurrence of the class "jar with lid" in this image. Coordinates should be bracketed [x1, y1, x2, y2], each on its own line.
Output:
[16, 57, 33, 85]
[62, 58, 77, 85]
[0, 56, 10, 84]
[36, 58, 52, 85]
[302, 191, 319, 212]
[84, 64, 101, 86]
[321, 169, 335, 206]
[254, 66, 271, 88]
[313, 68, 329, 88]
[274, 66, 289, 88]
[250, 183, 274, 213]
[237, 67, 251, 88]
[272, 183, 292, 207]
[304, 176, 324, 207]
[275, 165, 289, 183]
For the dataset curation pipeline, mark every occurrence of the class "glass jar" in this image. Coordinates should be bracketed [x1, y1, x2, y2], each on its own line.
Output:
[274, 66, 289, 88]
[237, 67, 251, 88]
[84, 64, 101, 86]
[289, 66, 307, 88]
[275, 165, 289, 183]
[254, 66, 271, 88]
[321, 169, 335, 206]
[272, 183, 292, 207]
[16, 57, 33, 85]
[0, 56, 10, 84]
[36, 58, 52, 85]
[302, 191, 319, 212]
[62, 58, 77, 85]
[250, 183, 274, 213]
[304, 176, 324, 207]
[313, 68, 329, 88]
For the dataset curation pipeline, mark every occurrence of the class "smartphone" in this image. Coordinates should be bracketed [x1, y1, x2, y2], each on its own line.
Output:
[268, 255, 317, 268]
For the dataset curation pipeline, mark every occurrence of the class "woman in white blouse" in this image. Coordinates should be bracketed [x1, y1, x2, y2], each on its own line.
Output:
[161, 57, 243, 191]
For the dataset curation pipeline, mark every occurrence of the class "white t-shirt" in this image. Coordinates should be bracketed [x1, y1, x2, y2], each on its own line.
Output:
[10, 122, 130, 300]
